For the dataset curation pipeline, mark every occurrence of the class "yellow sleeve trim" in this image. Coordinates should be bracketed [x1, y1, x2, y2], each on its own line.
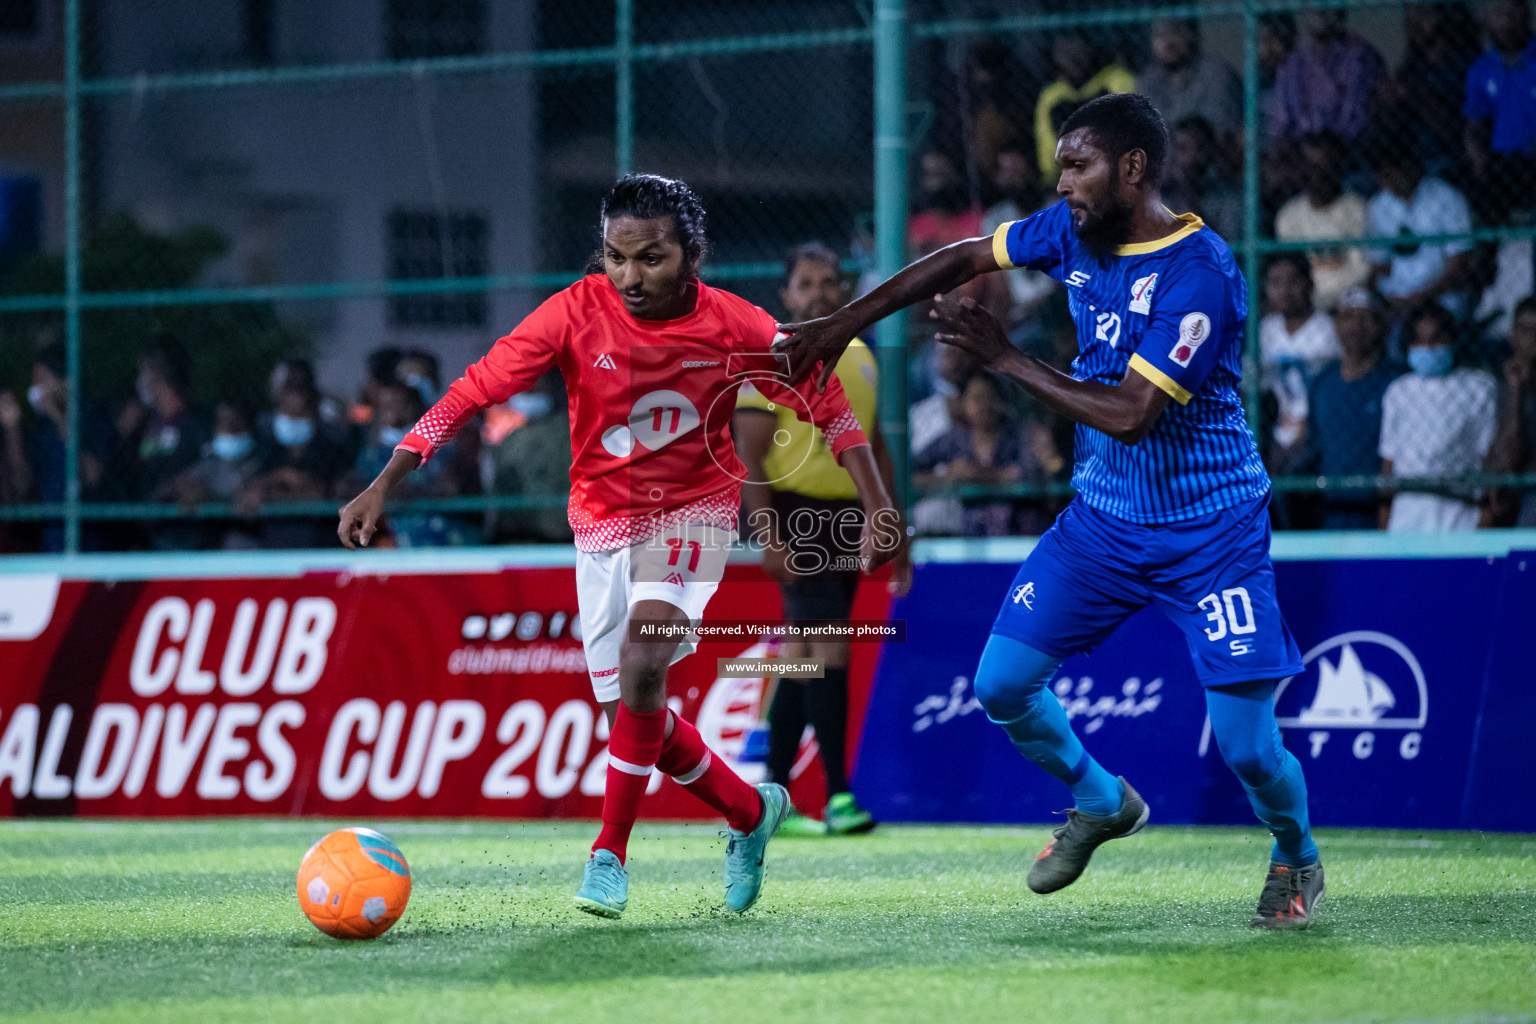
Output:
[1129, 353, 1193, 406]
[992, 221, 1018, 270]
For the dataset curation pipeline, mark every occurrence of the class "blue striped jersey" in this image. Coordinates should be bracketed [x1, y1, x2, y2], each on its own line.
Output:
[993, 199, 1269, 524]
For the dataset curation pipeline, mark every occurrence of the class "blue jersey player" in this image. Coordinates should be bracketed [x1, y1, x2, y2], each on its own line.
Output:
[777, 94, 1322, 929]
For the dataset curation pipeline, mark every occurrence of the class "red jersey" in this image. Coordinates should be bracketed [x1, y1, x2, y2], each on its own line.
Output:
[398, 275, 869, 551]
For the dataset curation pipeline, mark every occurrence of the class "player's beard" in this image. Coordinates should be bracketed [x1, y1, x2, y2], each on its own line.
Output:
[1072, 189, 1135, 260]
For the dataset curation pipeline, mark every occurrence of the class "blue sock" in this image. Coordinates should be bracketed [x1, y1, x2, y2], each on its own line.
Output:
[974, 634, 1123, 816]
[1207, 681, 1319, 867]
[1247, 752, 1319, 867]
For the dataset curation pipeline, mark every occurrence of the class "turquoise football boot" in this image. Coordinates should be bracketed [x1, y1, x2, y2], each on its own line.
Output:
[573, 849, 628, 918]
[723, 783, 790, 913]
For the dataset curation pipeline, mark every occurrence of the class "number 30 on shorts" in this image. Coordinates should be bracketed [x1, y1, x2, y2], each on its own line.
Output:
[1198, 587, 1257, 654]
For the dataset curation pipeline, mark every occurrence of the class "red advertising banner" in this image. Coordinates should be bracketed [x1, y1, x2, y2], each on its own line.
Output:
[0, 564, 890, 819]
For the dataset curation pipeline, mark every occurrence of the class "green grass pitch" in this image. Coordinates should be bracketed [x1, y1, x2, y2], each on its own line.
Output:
[1, 820, 1532, 1024]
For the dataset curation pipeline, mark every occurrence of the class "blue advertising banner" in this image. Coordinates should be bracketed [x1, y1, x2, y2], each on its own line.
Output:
[1461, 553, 1536, 832]
[855, 550, 1535, 831]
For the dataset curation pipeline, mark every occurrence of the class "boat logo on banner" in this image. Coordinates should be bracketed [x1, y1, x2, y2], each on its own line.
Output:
[1272, 631, 1428, 761]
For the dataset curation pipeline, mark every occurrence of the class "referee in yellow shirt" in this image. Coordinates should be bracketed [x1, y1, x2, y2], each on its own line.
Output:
[734, 242, 910, 836]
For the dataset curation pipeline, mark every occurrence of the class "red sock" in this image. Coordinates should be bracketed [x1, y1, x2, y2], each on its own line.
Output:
[594, 703, 667, 863]
[656, 712, 763, 833]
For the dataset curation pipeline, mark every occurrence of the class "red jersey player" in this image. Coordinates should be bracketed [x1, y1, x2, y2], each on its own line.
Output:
[338, 174, 899, 920]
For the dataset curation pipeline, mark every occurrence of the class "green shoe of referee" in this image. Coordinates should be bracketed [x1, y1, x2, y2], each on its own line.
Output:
[824, 792, 877, 835]
[778, 809, 829, 837]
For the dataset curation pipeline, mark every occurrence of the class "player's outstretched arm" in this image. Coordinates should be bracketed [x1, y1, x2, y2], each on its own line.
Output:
[775, 236, 999, 391]
[337, 449, 422, 549]
[931, 294, 1171, 447]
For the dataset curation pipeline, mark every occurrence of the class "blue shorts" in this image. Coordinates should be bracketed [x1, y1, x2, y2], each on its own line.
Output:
[991, 495, 1303, 688]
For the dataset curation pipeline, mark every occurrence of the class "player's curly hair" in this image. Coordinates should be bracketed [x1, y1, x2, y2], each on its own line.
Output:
[1059, 93, 1169, 186]
[592, 173, 709, 276]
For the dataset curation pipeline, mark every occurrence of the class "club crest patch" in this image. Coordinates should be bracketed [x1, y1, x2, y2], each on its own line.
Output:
[1129, 273, 1159, 315]
[1170, 312, 1211, 367]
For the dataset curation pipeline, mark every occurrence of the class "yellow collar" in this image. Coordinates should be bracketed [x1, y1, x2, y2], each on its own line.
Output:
[1115, 211, 1203, 255]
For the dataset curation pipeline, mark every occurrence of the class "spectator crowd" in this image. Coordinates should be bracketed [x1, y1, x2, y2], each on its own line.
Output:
[0, 340, 545, 553]
[903, 0, 1536, 535]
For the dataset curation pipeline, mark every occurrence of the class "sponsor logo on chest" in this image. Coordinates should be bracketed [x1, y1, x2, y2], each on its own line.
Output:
[1094, 310, 1122, 348]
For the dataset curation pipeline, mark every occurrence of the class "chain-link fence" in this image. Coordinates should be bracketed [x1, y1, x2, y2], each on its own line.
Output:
[2, 0, 1535, 553]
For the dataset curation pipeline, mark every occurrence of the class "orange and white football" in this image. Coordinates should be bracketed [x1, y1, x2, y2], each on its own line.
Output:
[296, 827, 411, 940]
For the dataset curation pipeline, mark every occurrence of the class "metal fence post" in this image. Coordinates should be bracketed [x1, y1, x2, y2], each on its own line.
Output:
[874, 0, 909, 510]
[616, 0, 634, 177]
[1241, 0, 1262, 441]
[63, 0, 82, 555]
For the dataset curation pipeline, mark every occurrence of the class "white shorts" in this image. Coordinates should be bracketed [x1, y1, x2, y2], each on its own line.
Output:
[576, 523, 735, 703]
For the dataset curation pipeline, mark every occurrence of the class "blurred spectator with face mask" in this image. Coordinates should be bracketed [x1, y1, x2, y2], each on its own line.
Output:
[1274, 131, 1371, 311]
[1379, 303, 1499, 531]
[352, 381, 423, 479]
[264, 358, 350, 454]
[1306, 287, 1402, 529]
[395, 346, 481, 505]
[343, 380, 479, 547]
[1488, 296, 1536, 524]
[240, 380, 350, 547]
[397, 349, 443, 408]
[184, 401, 262, 500]
[153, 400, 264, 549]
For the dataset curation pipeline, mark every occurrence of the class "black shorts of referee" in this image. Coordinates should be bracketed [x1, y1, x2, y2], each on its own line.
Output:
[772, 489, 862, 623]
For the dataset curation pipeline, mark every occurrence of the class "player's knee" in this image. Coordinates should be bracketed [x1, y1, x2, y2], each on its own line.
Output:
[1223, 752, 1273, 789]
[617, 636, 673, 707]
[1214, 734, 1281, 789]
[973, 635, 1060, 723]
[1208, 681, 1286, 788]
[971, 664, 1021, 720]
